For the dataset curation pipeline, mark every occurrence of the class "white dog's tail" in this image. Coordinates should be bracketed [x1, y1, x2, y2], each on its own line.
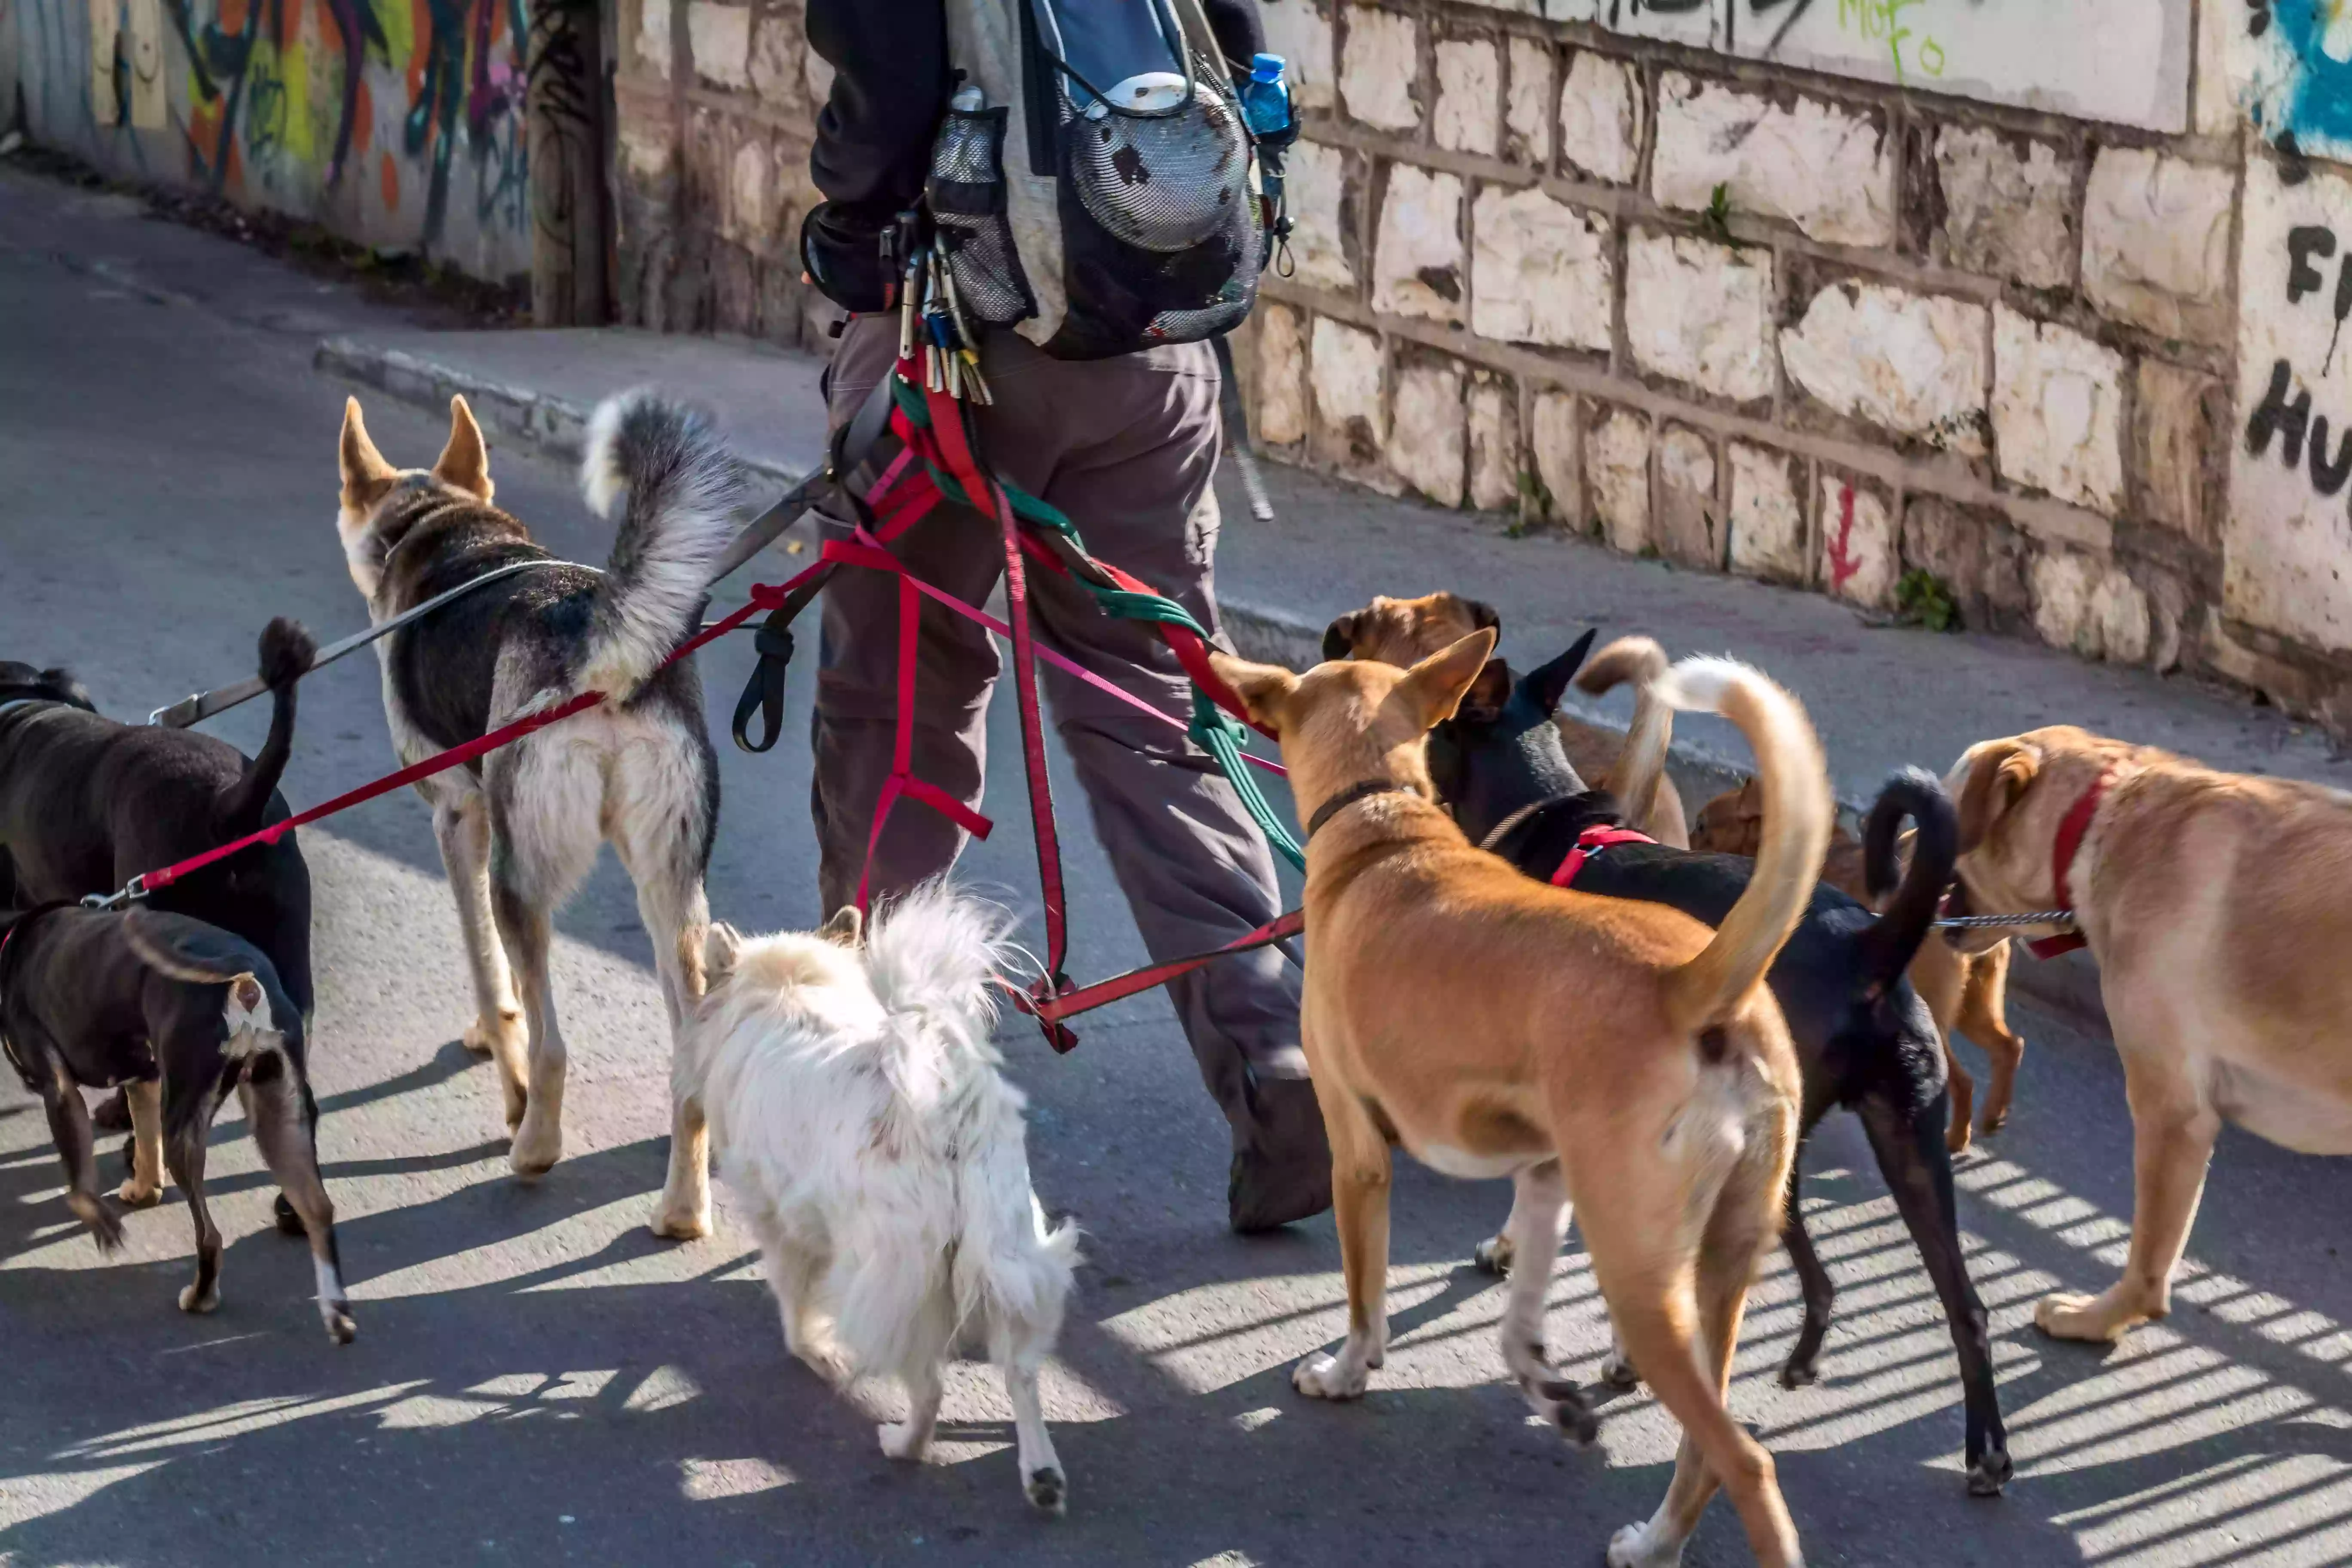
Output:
[576, 389, 748, 703]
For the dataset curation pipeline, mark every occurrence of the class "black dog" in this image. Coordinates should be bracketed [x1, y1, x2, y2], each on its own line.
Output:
[1427, 635, 2011, 1497]
[0, 620, 316, 1232]
[0, 903, 353, 1342]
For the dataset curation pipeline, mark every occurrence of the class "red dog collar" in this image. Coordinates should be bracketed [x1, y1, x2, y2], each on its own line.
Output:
[1551, 826, 1656, 888]
[2027, 765, 2119, 960]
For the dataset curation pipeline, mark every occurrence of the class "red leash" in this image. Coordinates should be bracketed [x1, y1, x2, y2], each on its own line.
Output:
[98, 567, 828, 904]
[1003, 908, 1305, 1033]
[1550, 825, 1657, 888]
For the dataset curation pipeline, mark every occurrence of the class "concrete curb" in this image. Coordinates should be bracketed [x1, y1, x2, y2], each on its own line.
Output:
[1221, 594, 2109, 1039]
[314, 336, 814, 490]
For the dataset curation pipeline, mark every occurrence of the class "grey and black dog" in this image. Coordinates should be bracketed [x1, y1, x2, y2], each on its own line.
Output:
[0, 619, 318, 1234]
[335, 389, 745, 1237]
[0, 903, 353, 1342]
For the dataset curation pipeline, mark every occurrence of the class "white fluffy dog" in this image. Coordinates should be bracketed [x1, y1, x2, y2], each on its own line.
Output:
[685, 884, 1081, 1513]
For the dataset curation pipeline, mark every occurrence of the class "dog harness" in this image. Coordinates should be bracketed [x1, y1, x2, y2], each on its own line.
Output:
[2026, 764, 2122, 960]
[1549, 825, 1657, 888]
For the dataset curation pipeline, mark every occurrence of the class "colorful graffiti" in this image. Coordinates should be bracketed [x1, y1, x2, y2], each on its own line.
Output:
[8, 0, 530, 278]
[2242, 1, 2352, 164]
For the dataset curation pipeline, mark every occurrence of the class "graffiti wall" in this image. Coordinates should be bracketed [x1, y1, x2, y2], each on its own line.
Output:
[6, 0, 529, 279]
[1554, 0, 2196, 133]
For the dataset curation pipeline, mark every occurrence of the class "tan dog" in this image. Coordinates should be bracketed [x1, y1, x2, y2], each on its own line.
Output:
[1694, 778, 2027, 1153]
[1946, 725, 2352, 1343]
[1209, 631, 1824, 1568]
[1321, 593, 1690, 845]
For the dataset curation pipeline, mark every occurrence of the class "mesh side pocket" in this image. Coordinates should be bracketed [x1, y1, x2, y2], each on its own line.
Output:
[1059, 65, 1252, 254]
[926, 107, 1036, 327]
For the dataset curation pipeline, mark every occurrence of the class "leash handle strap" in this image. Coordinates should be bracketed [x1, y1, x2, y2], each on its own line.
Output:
[1005, 908, 1306, 1051]
[1550, 826, 1656, 888]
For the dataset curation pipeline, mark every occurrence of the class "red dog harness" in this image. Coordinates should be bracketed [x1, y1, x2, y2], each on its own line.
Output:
[2026, 766, 2119, 960]
[1550, 826, 1657, 888]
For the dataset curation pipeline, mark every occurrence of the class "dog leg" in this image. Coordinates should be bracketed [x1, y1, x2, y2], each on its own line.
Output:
[879, 1361, 946, 1464]
[490, 878, 568, 1179]
[243, 1073, 357, 1345]
[756, 1221, 845, 1383]
[993, 1307, 1067, 1516]
[2037, 1054, 2219, 1343]
[1859, 1087, 2006, 1495]
[1496, 1161, 1596, 1444]
[433, 795, 527, 1125]
[1777, 1153, 1832, 1389]
[115, 1078, 165, 1207]
[168, 1129, 222, 1314]
[1942, 1037, 1977, 1156]
[41, 1071, 122, 1252]
[1963, 946, 2025, 1137]
[633, 868, 713, 1241]
[1293, 1090, 1390, 1401]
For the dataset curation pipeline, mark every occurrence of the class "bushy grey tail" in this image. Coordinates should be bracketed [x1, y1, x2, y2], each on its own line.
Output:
[577, 389, 749, 702]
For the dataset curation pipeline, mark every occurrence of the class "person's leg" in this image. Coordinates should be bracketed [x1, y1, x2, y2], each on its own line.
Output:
[810, 317, 1007, 916]
[980, 335, 1328, 1231]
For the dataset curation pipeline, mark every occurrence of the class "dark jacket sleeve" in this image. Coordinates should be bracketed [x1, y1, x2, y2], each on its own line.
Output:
[1200, 0, 1265, 74]
[800, 0, 950, 312]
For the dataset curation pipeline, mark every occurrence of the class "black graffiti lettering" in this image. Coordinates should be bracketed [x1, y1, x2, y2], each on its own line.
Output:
[2288, 225, 2337, 303]
[2314, 416, 2352, 497]
[2248, 358, 2314, 468]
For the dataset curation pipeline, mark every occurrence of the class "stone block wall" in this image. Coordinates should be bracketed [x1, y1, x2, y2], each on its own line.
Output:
[609, 0, 832, 344]
[1244, 0, 2278, 692]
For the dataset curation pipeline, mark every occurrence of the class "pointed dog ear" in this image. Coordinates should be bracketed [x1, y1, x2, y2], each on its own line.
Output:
[432, 395, 495, 501]
[1953, 740, 2039, 854]
[340, 397, 398, 514]
[704, 922, 746, 985]
[1322, 609, 1365, 662]
[819, 905, 864, 946]
[1400, 628, 1499, 732]
[1522, 630, 1598, 717]
[1208, 651, 1299, 734]
[1457, 658, 1513, 728]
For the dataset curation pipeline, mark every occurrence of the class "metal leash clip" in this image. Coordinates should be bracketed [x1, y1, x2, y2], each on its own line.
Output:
[81, 875, 149, 912]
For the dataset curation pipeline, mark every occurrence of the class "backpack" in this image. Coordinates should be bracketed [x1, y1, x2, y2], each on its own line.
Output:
[927, 0, 1266, 361]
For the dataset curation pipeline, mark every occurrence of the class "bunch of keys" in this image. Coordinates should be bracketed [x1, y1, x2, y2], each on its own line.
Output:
[899, 241, 993, 405]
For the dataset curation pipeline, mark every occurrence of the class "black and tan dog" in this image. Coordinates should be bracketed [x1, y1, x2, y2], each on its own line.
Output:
[0, 904, 353, 1342]
[0, 620, 317, 1233]
[1330, 602, 2011, 1498]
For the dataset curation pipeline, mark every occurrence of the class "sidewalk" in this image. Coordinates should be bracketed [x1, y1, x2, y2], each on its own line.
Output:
[310, 323, 2352, 1029]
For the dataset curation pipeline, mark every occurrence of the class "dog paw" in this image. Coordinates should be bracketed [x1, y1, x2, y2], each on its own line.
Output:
[1777, 1356, 1819, 1390]
[1473, 1234, 1513, 1275]
[1606, 1522, 1683, 1568]
[648, 1203, 710, 1242]
[1967, 1446, 2013, 1498]
[69, 1194, 124, 1253]
[792, 1341, 851, 1387]
[1292, 1351, 1369, 1401]
[1945, 1122, 1974, 1157]
[1599, 1352, 1641, 1390]
[115, 1179, 162, 1209]
[273, 1192, 306, 1236]
[1530, 1376, 1599, 1448]
[877, 1421, 932, 1463]
[178, 1282, 220, 1315]
[509, 1112, 562, 1179]
[2035, 1288, 2143, 1343]
[1025, 1467, 1067, 1516]
[89, 1091, 132, 1133]
[321, 1304, 358, 1345]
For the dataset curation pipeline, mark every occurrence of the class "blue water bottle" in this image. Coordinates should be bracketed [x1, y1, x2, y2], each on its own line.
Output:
[1240, 53, 1292, 141]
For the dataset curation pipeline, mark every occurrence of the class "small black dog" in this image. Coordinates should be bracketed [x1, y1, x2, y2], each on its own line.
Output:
[0, 620, 316, 1231]
[1427, 635, 2011, 1497]
[0, 903, 353, 1342]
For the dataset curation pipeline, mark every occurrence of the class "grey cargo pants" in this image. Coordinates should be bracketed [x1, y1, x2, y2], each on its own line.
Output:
[810, 315, 1329, 1230]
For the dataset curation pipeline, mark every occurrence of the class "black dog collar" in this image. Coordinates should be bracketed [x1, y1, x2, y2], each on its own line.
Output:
[1305, 780, 1421, 840]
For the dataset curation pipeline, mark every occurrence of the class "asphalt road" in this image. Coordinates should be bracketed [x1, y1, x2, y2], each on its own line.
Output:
[7, 167, 2352, 1567]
